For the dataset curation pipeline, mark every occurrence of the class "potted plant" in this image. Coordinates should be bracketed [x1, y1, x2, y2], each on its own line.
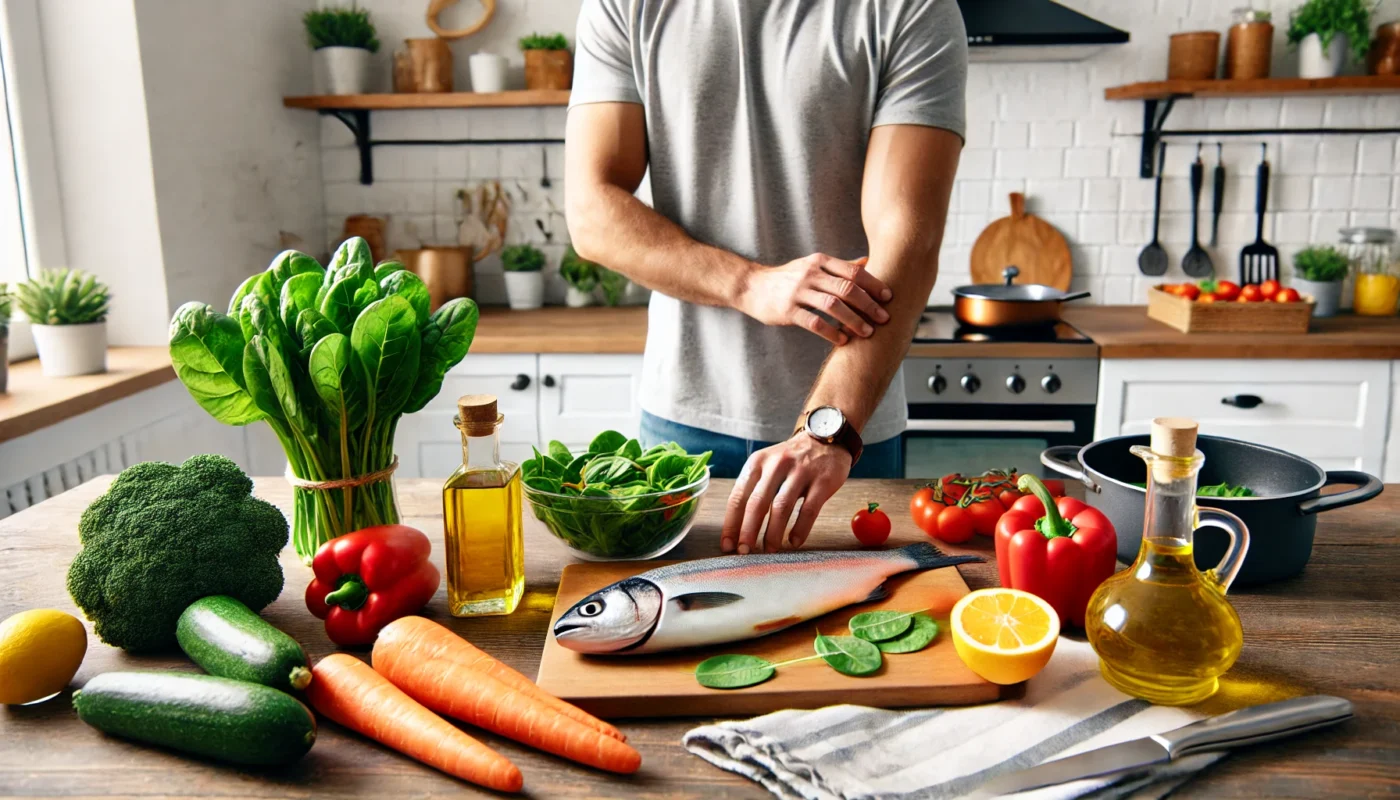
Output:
[304, 5, 380, 95]
[0, 283, 11, 393]
[501, 244, 545, 310]
[559, 246, 598, 307]
[520, 33, 572, 90]
[597, 266, 630, 307]
[1292, 245, 1350, 316]
[15, 268, 110, 378]
[1288, 0, 1375, 78]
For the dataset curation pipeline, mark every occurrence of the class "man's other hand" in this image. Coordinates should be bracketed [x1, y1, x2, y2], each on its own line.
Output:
[721, 435, 853, 554]
[738, 254, 892, 346]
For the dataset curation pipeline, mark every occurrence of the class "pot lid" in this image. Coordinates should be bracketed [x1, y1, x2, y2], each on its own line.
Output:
[954, 266, 1090, 302]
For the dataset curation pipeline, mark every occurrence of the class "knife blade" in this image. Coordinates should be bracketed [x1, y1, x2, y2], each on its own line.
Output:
[968, 695, 1353, 798]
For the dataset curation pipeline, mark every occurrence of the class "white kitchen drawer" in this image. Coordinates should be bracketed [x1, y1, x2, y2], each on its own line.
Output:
[1098, 359, 1391, 474]
[537, 354, 644, 445]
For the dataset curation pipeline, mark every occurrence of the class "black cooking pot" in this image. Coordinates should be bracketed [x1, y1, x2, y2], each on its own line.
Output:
[1041, 435, 1383, 586]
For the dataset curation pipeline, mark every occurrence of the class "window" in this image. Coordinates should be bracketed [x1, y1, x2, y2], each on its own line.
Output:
[0, 57, 29, 285]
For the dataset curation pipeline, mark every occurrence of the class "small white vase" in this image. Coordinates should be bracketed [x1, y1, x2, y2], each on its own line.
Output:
[315, 46, 373, 95]
[1298, 33, 1346, 79]
[469, 53, 509, 93]
[504, 272, 544, 310]
[564, 286, 594, 308]
[31, 322, 107, 378]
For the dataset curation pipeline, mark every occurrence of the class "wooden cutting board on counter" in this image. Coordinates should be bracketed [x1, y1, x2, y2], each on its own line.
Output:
[970, 192, 1072, 290]
[535, 560, 1001, 719]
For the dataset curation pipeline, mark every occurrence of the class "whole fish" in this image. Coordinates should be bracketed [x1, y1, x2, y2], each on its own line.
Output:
[552, 542, 981, 655]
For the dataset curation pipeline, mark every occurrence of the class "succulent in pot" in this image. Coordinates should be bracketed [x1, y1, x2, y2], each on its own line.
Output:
[15, 268, 110, 378]
[0, 283, 11, 393]
[304, 5, 380, 95]
[559, 246, 598, 308]
[501, 244, 546, 310]
[1287, 0, 1375, 78]
[1291, 245, 1350, 317]
[519, 32, 573, 90]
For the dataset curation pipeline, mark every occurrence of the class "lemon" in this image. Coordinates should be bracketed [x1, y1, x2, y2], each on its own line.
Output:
[951, 588, 1059, 685]
[0, 609, 88, 704]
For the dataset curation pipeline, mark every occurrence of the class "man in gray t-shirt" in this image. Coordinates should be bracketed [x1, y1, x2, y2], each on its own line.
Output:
[566, 0, 967, 555]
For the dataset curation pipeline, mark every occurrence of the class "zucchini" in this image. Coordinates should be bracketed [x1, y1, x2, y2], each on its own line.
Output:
[177, 595, 312, 692]
[73, 671, 316, 766]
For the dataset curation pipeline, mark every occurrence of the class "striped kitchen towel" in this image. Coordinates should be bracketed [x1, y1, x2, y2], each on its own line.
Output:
[682, 639, 1221, 800]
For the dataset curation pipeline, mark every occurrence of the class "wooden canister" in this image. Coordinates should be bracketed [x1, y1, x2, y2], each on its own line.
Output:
[406, 38, 453, 93]
[524, 49, 573, 90]
[343, 215, 387, 264]
[1226, 21, 1274, 79]
[1168, 31, 1221, 80]
[399, 246, 474, 311]
[1369, 21, 1400, 75]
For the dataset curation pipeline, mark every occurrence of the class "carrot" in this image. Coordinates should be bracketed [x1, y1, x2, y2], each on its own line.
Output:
[307, 654, 523, 793]
[376, 616, 625, 742]
[374, 646, 643, 775]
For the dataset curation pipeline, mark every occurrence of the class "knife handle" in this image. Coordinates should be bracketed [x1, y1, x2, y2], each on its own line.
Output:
[1154, 696, 1354, 759]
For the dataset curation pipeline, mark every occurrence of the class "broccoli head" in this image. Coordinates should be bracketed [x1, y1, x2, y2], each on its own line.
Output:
[67, 454, 289, 652]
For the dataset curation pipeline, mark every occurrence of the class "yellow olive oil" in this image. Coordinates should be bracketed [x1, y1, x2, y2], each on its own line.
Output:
[443, 395, 524, 617]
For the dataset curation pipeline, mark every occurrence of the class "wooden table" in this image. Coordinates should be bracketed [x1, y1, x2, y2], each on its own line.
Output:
[2, 478, 1396, 798]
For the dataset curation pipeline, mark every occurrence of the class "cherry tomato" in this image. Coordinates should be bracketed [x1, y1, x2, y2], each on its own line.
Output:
[1176, 283, 1200, 301]
[1162, 283, 1184, 297]
[935, 505, 975, 544]
[851, 502, 891, 546]
[965, 497, 1004, 537]
[996, 488, 1024, 509]
[1259, 279, 1281, 300]
[1275, 287, 1301, 303]
[1041, 479, 1066, 496]
[938, 474, 968, 504]
[1198, 292, 1219, 304]
[1214, 281, 1241, 302]
[1238, 284, 1264, 302]
[910, 487, 942, 537]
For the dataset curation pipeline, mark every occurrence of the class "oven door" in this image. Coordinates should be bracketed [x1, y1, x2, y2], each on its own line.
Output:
[901, 403, 1095, 480]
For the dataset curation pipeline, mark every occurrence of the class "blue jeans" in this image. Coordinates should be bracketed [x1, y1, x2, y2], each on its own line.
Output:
[639, 412, 904, 479]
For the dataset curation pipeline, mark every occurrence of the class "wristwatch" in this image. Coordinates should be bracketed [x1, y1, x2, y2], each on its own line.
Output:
[798, 406, 863, 465]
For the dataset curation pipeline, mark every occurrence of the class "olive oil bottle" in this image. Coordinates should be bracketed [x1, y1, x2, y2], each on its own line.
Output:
[1085, 418, 1250, 705]
[443, 395, 524, 616]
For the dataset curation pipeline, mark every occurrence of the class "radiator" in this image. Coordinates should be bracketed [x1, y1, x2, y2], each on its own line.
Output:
[0, 438, 132, 519]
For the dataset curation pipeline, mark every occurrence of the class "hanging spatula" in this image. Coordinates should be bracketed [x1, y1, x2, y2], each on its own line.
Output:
[1181, 144, 1214, 279]
[1138, 142, 1169, 277]
[1240, 143, 1279, 285]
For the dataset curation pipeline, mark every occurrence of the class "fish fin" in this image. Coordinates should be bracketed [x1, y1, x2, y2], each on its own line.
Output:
[672, 591, 745, 611]
[899, 542, 985, 570]
[863, 583, 888, 603]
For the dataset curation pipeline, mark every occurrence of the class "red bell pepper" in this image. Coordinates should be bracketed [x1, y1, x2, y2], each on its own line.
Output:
[305, 525, 441, 646]
[994, 475, 1117, 628]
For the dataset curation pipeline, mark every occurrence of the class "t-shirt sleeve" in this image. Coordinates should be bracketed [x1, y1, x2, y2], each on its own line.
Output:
[872, 0, 968, 139]
[570, 0, 642, 107]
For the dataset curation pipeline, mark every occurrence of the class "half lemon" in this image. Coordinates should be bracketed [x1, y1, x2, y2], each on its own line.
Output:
[952, 588, 1059, 685]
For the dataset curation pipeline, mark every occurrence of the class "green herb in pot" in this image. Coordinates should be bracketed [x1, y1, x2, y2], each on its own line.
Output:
[560, 247, 599, 292]
[518, 32, 570, 51]
[1286, 0, 1374, 62]
[1293, 246, 1349, 283]
[303, 5, 380, 52]
[502, 244, 545, 272]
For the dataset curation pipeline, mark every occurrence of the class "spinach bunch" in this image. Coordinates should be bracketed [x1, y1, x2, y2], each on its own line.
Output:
[522, 431, 711, 559]
[169, 238, 479, 562]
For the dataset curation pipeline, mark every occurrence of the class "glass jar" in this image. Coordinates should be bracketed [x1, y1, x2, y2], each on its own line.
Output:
[1226, 8, 1273, 79]
[1341, 228, 1399, 316]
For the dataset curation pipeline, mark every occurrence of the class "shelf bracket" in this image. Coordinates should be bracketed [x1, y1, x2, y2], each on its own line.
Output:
[325, 110, 373, 184]
[1139, 96, 1178, 178]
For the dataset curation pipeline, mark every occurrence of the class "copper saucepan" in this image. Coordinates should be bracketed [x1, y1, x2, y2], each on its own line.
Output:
[953, 266, 1090, 328]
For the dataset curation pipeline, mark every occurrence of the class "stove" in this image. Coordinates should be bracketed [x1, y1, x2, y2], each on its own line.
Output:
[911, 313, 1091, 345]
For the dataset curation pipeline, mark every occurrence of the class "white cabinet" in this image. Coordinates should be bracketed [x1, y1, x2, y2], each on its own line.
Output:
[1096, 359, 1392, 474]
[1385, 360, 1400, 483]
[538, 354, 645, 451]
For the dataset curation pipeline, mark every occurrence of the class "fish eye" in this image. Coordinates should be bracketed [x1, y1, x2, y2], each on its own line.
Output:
[578, 600, 605, 617]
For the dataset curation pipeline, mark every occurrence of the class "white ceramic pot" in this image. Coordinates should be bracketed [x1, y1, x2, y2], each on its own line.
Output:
[31, 322, 107, 378]
[1298, 33, 1346, 79]
[315, 46, 373, 95]
[564, 286, 594, 308]
[469, 52, 509, 93]
[504, 271, 544, 310]
[1293, 277, 1344, 317]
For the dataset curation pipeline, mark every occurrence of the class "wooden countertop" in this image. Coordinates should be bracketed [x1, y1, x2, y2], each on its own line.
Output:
[473, 306, 650, 353]
[0, 348, 175, 445]
[3, 477, 1395, 798]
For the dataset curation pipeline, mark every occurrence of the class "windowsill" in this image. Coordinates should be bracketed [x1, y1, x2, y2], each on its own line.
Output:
[0, 347, 175, 444]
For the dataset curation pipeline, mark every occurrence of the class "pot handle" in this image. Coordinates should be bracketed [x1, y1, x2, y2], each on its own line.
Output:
[1296, 471, 1384, 516]
[1040, 446, 1100, 493]
[1197, 506, 1250, 594]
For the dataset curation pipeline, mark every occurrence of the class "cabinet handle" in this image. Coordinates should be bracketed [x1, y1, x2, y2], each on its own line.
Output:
[509, 374, 531, 391]
[542, 375, 556, 388]
[1221, 394, 1263, 409]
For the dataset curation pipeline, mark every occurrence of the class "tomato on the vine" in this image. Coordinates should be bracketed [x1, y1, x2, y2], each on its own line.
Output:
[910, 486, 943, 537]
[851, 502, 891, 546]
[965, 497, 1003, 537]
[996, 487, 1024, 509]
[1042, 478, 1066, 497]
[935, 505, 975, 543]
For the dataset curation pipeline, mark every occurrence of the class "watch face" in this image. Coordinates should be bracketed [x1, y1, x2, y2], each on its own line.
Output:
[807, 407, 844, 438]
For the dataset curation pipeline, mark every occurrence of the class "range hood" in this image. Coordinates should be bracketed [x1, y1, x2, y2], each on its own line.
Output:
[957, 0, 1129, 62]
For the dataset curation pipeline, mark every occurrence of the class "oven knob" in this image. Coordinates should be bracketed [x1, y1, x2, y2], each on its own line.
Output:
[928, 374, 947, 395]
[1041, 373, 1062, 394]
[1006, 374, 1026, 394]
[960, 373, 980, 394]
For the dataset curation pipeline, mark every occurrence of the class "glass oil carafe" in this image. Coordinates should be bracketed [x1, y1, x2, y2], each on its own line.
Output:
[1085, 418, 1249, 705]
[443, 394, 524, 616]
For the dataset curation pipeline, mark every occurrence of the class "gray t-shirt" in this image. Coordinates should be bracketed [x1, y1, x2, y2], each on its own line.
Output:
[571, 0, 968, 443]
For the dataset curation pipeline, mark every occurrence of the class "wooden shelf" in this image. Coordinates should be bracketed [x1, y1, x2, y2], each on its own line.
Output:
[282, 90, 570, 110]
[0, 348, 175, 444]
[1105, 75, 1400, 101]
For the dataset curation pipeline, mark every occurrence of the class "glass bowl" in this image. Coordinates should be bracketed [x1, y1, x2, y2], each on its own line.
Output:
[523, 471, 709, 561]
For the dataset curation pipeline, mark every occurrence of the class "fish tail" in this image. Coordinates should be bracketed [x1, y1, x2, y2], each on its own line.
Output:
[900, 542, 984, 570]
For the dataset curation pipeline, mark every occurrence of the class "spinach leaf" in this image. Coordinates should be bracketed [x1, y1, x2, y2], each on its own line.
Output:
[350, 295, 422, 425]
[280, 272, 322, 339]
[243, 336, 286, 424]
[169, 302, 262, 425]
[267, 249, 323, 295]
[547, 441, 573, 463]
[849, 610, 919, 643]
[373, 260, 406, 281]
[228, 273, 263, 317]
[379, 269, 430, 327]
[695, 655, 775, 689]
[402, 298, 479, 415]
[351, 278, 381, 315]
[875, 614, 939, 654]
[583, 455, 644, 486]
[321, 272, 366, 333]
[296, 309, 339, 357]
[647, 453, 690, 485]
[589, 430, 628, 454]
[815, 634, 882, 676]
[309, 333, 364, 432]
[617, 438, 642, 460]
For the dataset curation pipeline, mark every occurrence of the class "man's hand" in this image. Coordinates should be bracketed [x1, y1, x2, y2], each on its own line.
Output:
[721, 435, 852, 555]
[737, 254, 893, 346]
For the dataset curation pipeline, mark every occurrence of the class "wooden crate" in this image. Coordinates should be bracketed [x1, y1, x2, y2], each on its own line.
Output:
[1146, 286, 1313, 333]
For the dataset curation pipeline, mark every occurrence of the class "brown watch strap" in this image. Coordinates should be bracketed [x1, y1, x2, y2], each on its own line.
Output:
[795, 412, 864, 466]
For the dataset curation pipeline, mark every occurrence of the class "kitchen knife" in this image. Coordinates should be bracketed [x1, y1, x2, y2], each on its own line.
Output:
[968, 695, 1353, 798]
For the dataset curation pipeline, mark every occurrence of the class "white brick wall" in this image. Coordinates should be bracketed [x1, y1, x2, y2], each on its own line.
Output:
[318, 0, 1400, 307]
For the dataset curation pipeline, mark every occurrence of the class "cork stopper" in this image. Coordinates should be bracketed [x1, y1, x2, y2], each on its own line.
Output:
[1150, 417, 1198, 457]
[455, 394, 503, 436]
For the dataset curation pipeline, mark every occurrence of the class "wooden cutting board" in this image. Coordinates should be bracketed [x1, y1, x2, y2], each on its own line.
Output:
[970, 192, 1072, 290]
[535, 560, 1001, 719]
